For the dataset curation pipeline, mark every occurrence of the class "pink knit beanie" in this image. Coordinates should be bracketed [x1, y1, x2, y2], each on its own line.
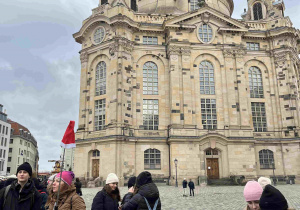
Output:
[56, 171, 75, 186]
[243, 181, 263, 202]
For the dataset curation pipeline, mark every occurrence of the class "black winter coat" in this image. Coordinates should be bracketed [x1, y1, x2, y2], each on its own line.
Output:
[182, 180, 187, 188]
[122, 182, 161, 210]
[74, 181, 82, 195]
[121, 192, 133, 206]
[91, 188, 119, 210]
[188, 181, 195, 189]
[0, 179, 42, 210]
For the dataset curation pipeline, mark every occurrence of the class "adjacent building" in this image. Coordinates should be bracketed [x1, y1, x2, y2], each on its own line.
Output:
[73, 0, 300, 185]
[7, 120, 39, 175]
[0, 105, 10, 176]
[60, 147, 74, 171]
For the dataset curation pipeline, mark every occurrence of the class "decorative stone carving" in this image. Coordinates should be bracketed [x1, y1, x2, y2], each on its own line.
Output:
[80, 50, 88, 63]
[167, 45, 180, 56]
[181, 47, 191, 56]
[109, 36, 134, 56]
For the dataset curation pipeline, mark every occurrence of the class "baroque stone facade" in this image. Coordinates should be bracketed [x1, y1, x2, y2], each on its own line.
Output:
[73, 0, 300, 185]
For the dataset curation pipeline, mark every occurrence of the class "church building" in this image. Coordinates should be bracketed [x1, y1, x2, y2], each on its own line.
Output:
[73, 0, 300, 185]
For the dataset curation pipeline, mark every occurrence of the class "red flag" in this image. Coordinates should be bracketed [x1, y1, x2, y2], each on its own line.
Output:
[60, 121, 76, 149]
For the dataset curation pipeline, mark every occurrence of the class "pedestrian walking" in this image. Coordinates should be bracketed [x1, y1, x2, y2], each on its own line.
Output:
[259, 184, 295, 210]
[188, 179, 195, 196]
[121, 171, 161, 210]
[121, 176, 136, 206]
[91, 173, 121, 210]
[0, 162, 42, 210]
[74, 178, 82, 196]
[243, 181, 263, 210]
[44, 171, 86, 210]
[182, 178, 188, 197]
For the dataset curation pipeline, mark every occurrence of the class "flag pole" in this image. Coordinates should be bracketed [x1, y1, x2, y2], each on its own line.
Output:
[54, 148, 66, 210]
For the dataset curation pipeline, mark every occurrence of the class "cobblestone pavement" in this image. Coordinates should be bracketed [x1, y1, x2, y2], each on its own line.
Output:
[82, 185, 300, 210]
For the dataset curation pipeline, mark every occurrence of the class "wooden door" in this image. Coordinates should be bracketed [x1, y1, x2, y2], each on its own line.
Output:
[206, 158, 219, 179]
[92, 159, 99, 178]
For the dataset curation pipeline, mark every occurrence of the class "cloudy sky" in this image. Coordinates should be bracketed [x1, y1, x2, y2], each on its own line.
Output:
[0, 0, 300, 171]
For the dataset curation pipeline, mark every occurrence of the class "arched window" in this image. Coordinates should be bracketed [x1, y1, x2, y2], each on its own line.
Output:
[198, 24, 213, 43]
[199, 61, 215, 95]
[143, 62, 158, 95]
[253, 2, 263, 20]
[259, 149, 274, 169]
[144, 148, 161, 169]
[249, 66, 264, 98]
[92, 150, 100, 157]
[96, 61, 106, 96]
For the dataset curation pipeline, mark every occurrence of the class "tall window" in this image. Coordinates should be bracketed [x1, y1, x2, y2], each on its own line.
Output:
[198, 24, 213, 43]
[95, 99, 106, 131]
[251, 102, 267, 132]
[190, 0, 199, 11]
[259, 149, 274, 169]
[143, 62, 158, 95]
[143, 100, 159, 130]
[144, 149, 161, 169]
[143, 37, 158, 45]
[249, 67, 264, 98]
[199, 61, 215, 95]
[131, 0, 137, 11]
[96, 61, 106, 96]
[201, 99, 217, 130]
[253, 2, 263, 20]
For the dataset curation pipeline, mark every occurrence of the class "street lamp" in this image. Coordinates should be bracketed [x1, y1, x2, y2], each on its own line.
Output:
[174, 158, 178, 187]
[272, 161, 276, 186]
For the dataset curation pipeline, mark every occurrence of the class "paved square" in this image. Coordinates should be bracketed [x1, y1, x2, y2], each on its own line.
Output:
[82, 185, 300, 210]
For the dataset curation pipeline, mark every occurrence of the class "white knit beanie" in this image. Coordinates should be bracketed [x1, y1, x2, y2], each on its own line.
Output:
[258, 177, 272, 189]
[106, 173, 119, 184]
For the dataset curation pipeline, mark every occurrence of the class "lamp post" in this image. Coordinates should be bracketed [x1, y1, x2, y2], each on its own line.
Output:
[174, 158, 178, 187]
[272, 161, 276, 186]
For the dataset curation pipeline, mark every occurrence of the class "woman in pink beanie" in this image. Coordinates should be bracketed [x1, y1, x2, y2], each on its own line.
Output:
[45, 171, 86, 209]
[243, 181, 263, 210]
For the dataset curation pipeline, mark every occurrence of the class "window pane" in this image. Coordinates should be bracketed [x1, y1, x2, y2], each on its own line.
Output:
[198, 24, 213, 43]
[251, 102, 267, 132]
[95, 99, 106, 131]
[95, 61, 106, 96]
[201, 99, 217, 130]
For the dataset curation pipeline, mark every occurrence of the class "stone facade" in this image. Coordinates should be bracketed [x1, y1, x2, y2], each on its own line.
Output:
[73, 0, 300, 185]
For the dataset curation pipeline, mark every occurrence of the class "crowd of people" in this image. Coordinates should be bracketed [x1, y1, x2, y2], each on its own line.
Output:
[0, 162, 295, 210]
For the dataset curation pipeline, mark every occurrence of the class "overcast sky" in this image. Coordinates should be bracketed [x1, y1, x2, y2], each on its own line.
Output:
[0, 0, 299, 172]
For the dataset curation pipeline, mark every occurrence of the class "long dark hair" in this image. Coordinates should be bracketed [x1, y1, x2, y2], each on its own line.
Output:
[104, 184, 121, 201]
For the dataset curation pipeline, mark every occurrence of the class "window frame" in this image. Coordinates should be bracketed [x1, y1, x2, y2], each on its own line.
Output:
[249, 66, 264, 98]
[144, 148, 161, 170]
[190, 0, 200, 11]
[201, 98, 217, 130]
[197, 23, 214, 44]
[143, 100, 159, 130]
[95, 61, 107, 96]
[143, 62, 158, 95]
[93, 26, 106, 45]
[199, 60, 215, 95]
[247, 42, 260, 51]
[94, 99, 106, 131]
[251, 102, 267, 132]
[253, 2, 263, 20]
[143, 36, 158, 45]
[259, 149, 274, 169]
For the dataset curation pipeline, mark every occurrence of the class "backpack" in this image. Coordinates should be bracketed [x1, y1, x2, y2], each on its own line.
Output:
[143, 197, 159, 210]
[3, 184, 35, 209]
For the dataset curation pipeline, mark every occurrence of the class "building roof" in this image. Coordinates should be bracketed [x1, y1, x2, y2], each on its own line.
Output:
[8, 119, 30, 135]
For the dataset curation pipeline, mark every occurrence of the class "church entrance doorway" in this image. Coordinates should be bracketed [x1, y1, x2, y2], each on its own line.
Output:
[206, 158, 219, 179]
[92, 159, 99, 178]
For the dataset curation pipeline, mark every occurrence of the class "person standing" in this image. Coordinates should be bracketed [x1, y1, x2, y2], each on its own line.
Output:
[182, 178, 188, 197]
[188, 179, 195, 197]
[44, 171, 86, 209]
[121, 171, 161, 210]
[74, 178, 82, 196]
[0, 162, 42, 210]
[121, 176, 136, 206]
[92, 173, 121, 210]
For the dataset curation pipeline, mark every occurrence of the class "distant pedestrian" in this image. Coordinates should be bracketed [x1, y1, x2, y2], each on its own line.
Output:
[257, 177, 271, 189]
[121, 171, 161, 210]
[91, 173, 121, 210]
[121, 176, 136, 206]
[259, 184, 295, 210]
[188, 179, 195, 196]
[243, 181, 263, 210]
[0, 162, 42, 210]
[75, 178, 82, 196]
[45, 171, 86, 210]
[182, 178, 188, 197]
